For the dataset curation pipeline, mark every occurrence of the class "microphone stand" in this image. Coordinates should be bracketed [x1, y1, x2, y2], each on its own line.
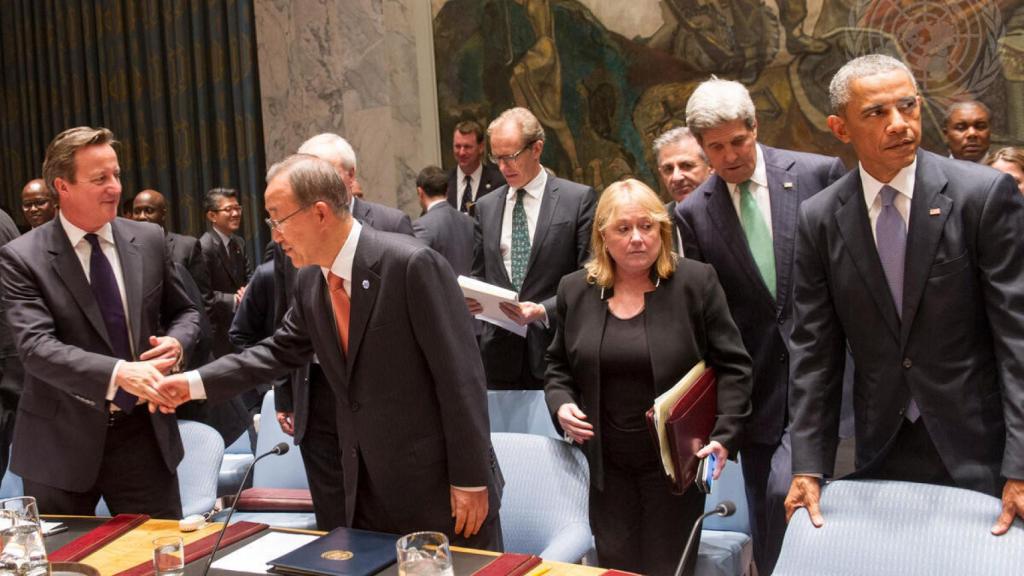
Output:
[673, 501, 736, 576]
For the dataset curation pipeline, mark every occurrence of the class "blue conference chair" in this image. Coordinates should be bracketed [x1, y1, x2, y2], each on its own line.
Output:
[698, 456, 754, 576]
[218, 430, 255, 497]
[487, 390, 559, 438]
[490, 432, 594, 562]
[774, 479, 1024, 575]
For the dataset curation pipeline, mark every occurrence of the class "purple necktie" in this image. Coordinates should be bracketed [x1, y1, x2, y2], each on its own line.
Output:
[875, 186, 919, 421]
[85, 234, 137, 413]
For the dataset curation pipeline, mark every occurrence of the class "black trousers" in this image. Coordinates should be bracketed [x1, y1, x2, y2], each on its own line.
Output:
[299, 364, 347, 531]
[591, 428, 706, 576]
[24, 409, 181, 519]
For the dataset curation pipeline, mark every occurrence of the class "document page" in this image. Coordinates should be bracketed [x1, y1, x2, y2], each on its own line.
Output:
[211, 531, 318, 573]
[458, 276, 527, 337]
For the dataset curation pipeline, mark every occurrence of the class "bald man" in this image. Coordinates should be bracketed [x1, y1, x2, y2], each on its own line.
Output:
[21, 179, 58, 229]
[131, 190, 212, 303]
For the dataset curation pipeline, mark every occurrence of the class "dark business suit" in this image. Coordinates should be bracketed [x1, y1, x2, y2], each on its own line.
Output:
[165, 232, 211, 304]
[350, 197, 414, 235]
[413, 201, 475, 276]
[200, 230, 253, 358]
[789, 150, 1024, 498]
[0, 209, 19, 477]
[545, 262, 752, 575]
[676, 144, 845, 573]
[473, 175, 597, 389]
[0, 217, 199, 516]
[447, 164, 506, 213]
[198, 226, 503, 547]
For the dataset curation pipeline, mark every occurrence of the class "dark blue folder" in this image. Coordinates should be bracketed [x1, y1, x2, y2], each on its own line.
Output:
[268, 527, 400, 576]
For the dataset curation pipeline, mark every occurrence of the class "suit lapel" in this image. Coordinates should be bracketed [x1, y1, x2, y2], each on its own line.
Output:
[111, 221, 143, 356]
[485, 187, 513, 287]
[833, 172, 901, 340]
[705, 176, 774, 305]
[901, 152, 952, 344]
[352, 198, 374, 228]
[47, 224, 111, 349]
[209, 233, 237, 285]
[765, 148, 797, 312]
[346, 229, 381, 380]
[526, 177, 559, 277]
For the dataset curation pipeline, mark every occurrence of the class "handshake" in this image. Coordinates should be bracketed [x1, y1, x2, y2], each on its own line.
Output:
[116, 335, 195, 414]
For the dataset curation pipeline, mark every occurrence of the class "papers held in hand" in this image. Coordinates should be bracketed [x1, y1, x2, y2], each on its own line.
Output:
[458, 276, 527, 337]
[645, 361, 717, 494]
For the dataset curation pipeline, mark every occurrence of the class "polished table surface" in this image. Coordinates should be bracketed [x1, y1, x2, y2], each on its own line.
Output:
[43, 517, 606, 576]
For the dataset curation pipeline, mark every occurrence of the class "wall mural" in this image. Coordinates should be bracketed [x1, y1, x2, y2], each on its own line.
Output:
[433, 0, 1024, 195]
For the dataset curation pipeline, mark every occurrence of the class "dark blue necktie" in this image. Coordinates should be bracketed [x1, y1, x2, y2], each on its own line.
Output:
[85, 233, 137, 413]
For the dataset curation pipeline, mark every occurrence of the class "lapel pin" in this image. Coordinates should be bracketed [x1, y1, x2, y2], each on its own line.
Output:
[362, 279, 370, 289]
[929, 208, 941, 216]
[783, 182, 793, 189]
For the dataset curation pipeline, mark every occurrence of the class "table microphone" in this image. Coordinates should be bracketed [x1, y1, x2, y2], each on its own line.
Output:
[202, 441, 290, 576]
[673, 500, 736, 576]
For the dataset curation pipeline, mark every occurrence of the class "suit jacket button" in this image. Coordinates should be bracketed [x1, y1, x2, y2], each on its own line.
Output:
[777, 316, 785, 325]
[779, 353, 787, 362]
[351, 401, 361, 412]
[903, 358, 912, 369]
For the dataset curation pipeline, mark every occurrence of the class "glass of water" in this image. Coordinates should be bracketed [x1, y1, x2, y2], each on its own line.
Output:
[396, 531, 453, 576]
[0, 496, 47, 576]
[152, 535, 185, 576]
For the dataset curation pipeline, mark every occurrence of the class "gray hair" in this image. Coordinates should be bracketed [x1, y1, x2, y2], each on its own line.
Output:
[829, 54, 918, 115]
[204, 187, 238, 213]
[685, 79, 756, 139]
[652, 127, 708, 163]
[266, 154, 349, 215]
[942, 100, 991, 128]
[297, 133, 358, 172]
[488, 107, 545, 144]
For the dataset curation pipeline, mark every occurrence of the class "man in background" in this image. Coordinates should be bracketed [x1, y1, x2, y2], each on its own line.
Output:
[943, 100, 991, 162]
[414, 165, 475, 276]
[448, 120, 505, 214]
[21, 178, 58, 229]
[653, 126, 711, 253]
[200, 188, 253, 359]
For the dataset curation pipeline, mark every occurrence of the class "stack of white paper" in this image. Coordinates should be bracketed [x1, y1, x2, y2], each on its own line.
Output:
[458, 276, 527, 337]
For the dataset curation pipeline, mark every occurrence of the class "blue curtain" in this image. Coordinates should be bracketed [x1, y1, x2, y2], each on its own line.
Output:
[0, 0, 266, 251]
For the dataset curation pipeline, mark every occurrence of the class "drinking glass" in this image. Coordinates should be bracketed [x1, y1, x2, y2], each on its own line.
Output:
[152, 535, 185, 576]
[0, 496, 47, 576]
[396, 531, 453, 576]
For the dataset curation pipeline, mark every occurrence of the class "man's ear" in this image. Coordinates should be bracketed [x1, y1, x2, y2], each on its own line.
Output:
[827, 114, 851, 144]
[205, 210, 216, 224]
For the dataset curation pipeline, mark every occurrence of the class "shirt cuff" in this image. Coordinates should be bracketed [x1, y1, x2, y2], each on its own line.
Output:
[186, 370, 208, 400]
[451, 485, 486, 492]
[795, 472, 825, 479]
[106, 360, 125, 401]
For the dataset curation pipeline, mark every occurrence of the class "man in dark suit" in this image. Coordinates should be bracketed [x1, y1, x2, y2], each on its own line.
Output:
[158, 154, 503, 547]
[653, 126, 711, 255]
[131, 189, 212, 305]
[0, 126, 199, 516]
[0, 208, 19, 477]
[674, 78, 846, 575]
[414, 166, 475, 276]
[21, 178, 58, 229]
[784, 54, 1024, 535]
[467, 107, 596, 390]
[447, 120, 505, 214]
[200, 188, 253, 359]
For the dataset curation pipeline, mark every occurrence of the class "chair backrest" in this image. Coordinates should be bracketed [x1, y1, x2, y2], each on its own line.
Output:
[702, 454, 751, 534]
[177, 421, 225, 517]
[491, 433, 590, 556]
[774, 479, 1024, 575]
[253, 390, 309, 489]
[0, 462, 22, 500]
[487, 390, 559, 438]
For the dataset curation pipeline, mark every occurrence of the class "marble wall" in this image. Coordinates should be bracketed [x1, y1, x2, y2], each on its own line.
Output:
[254, 0, 440, 216]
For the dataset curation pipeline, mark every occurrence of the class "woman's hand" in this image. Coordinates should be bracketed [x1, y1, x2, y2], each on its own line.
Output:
[696, 440, 729, 480]
[556, 403, 594, 444]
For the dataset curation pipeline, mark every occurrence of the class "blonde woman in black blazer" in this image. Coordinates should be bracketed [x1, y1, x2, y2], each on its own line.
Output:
[545, 179, 752, 575]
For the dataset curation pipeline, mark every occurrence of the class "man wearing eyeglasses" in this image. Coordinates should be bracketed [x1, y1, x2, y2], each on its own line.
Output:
[467, 107, 596, 390]
[199, 188, 254, 360]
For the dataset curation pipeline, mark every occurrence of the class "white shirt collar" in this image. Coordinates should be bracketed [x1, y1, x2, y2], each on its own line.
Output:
[456, 162, 483, 184]
[508, 167, 548, 201]
[860, 158, 917, 208]
[60, 212, 114, 247]
[726, 144, 768, 194]
[322, 219, 363, 285]
[213, 227, 232, 248]
[424, 197, 447, 211]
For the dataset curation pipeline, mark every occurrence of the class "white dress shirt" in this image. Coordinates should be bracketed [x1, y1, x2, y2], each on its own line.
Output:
[500, 168, 547, 280]
[727, 144, 773, 238]
[456, 163, 484, 207]
[213, 227, 233, 258]
[861, 159, 916, 243]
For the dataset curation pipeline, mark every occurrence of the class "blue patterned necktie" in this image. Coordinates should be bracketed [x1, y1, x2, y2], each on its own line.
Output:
[85, 234, 137, 413]
[510, 189, 531, 291]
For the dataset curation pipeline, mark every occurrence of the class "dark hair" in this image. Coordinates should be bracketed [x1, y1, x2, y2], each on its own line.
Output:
[42, 127, 117, 196]
[266, 154, 349, 214]
[416, 166, 448, 198]
[204, 187, 239, 213]
[455, 120, 485, 144]
[943, 100, 991, 128]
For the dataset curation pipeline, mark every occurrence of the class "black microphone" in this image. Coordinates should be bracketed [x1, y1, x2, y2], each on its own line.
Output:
[202, 442, 290, 576]
[673, 500, 736, 576]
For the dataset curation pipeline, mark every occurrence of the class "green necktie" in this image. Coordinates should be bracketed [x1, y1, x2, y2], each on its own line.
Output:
[510, 189, 531, 291]
[739, 180, 776, 299]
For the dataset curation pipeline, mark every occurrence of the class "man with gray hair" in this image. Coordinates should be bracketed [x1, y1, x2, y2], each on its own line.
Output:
[158, 153, 504, 547]
[785, 54, 1024, 535]
[653, 126, 711, 253]
[675, 78, 845, 574]
[467, 107, 596, 390]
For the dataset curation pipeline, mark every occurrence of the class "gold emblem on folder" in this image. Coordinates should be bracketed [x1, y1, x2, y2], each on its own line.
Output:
[322, 550, 354, 561]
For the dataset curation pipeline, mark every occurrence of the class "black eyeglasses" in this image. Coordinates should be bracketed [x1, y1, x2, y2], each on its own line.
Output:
[489, 140, 536, 165]
[265, 205, 311, 231]
[211, 205, 242, 214]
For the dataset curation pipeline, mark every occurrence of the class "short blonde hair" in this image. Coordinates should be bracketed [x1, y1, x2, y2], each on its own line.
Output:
[585, 178, 676, 288]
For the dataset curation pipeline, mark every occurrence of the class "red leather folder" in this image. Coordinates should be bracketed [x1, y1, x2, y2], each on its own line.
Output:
[645, 368, 717, 494]
[472, 552, 543, 575]
[113, 520, 267, 576]
[236, 487, 315, 511]
[49, 514, 150, 562]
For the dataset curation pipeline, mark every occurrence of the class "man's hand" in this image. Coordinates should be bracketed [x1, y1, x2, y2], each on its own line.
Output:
[696, 441, 729, 480]
[115, 361, 179, 409]
[277, 411, 295, 436]
[498, 301, 546, 326]
[785, 475, 824, 527]
[465, 297, 483, 315]
[992, 478, 1024, 535]
[150, 373, 193, 414]
[234, 285, 247, 305]
[556, 403, 594, 444]
[450, 487, 489, 538]
[139, 336, 182, 374]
